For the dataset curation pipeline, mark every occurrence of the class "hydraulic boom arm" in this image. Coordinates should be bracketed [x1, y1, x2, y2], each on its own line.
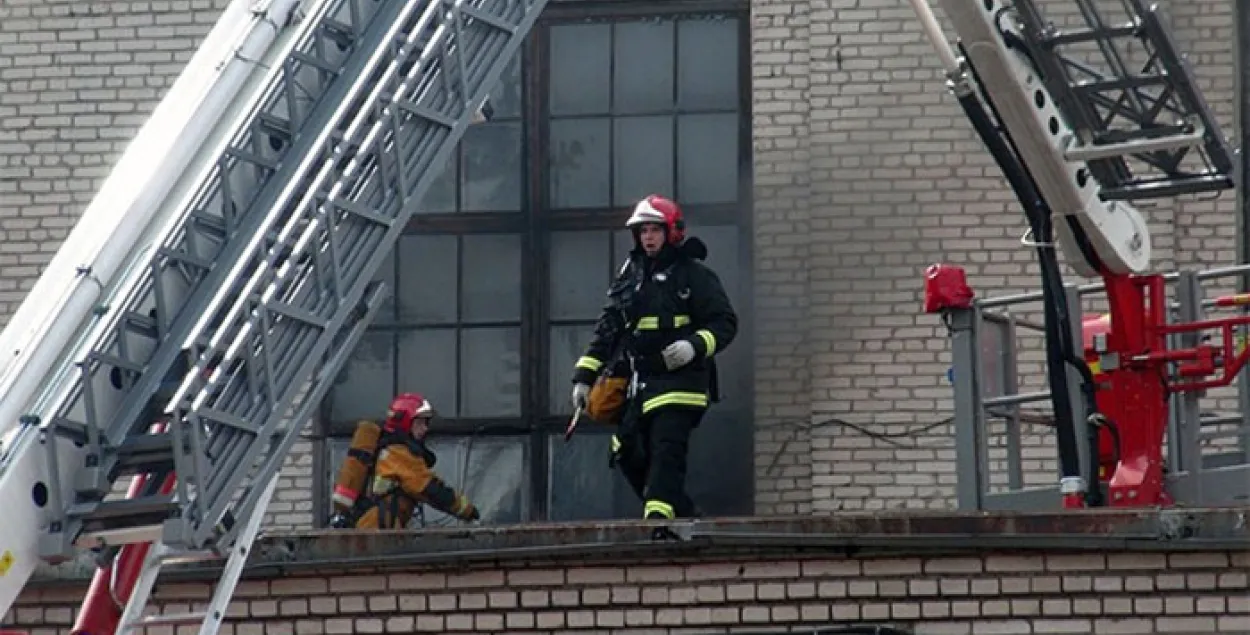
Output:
[910, 0, 1237, 508]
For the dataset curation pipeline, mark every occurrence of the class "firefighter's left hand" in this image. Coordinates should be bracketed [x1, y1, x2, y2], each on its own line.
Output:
[661, 340, 695, 370]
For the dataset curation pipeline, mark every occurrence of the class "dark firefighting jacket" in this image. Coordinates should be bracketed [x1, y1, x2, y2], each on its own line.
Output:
[353, 432, 477, 529]
[571, 237, 737, 416]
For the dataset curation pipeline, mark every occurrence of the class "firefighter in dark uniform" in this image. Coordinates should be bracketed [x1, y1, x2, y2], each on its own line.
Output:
[343, 393, 481, 529]
[570, 194, 738, 530]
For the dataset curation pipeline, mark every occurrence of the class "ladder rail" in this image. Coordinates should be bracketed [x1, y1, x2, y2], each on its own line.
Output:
[165, 0, 542, 551]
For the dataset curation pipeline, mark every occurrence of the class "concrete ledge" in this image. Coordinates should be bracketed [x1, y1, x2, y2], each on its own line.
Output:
[28, 507, 1250, 585]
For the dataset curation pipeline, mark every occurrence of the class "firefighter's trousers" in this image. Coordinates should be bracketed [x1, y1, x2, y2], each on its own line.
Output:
[353, 494, 416, 529]
[612, 405, 703, 519]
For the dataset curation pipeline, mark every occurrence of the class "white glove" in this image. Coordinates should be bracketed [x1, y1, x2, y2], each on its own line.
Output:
[572, 382, 591, 409]
[661, 340, 696, 370]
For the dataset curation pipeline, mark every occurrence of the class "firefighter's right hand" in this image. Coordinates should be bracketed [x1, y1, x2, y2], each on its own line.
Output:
[571, 382, 591, 410]
[453, 494, 481, 522]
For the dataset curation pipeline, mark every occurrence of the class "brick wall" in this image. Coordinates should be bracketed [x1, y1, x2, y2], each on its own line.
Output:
[7, 549, 1250, 634]
[750, 0, 814, 516]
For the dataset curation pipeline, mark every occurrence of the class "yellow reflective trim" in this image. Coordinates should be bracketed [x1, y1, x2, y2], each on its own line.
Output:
[644, 500, 675, 519]
[642, 391, 708, 413]
[575, 356, 602, 372]
[695, 329, 716, 356]
[635, 315, 690, 330]
[610, 435, 622, 453]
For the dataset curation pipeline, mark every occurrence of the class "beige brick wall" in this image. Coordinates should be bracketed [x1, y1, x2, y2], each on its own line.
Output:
[1, 0, 1244, 522]
[7, 549, 1250, 633]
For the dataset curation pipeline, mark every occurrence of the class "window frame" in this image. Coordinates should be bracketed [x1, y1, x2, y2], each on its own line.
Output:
[312, 0, 753, 527]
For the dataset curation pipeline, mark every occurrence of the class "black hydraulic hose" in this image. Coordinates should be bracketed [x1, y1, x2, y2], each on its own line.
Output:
[963, 31, 1113, 502]
[949, 53, 1088, 503]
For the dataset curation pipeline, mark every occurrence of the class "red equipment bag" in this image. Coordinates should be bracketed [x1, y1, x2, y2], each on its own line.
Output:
[923, 264, 975, 313]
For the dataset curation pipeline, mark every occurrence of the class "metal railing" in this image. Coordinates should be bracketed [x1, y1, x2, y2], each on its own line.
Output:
[946, 264, 1250, 510]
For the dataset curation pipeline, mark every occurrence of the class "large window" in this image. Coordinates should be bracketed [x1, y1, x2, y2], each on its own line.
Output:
[317, 2, 751, 528]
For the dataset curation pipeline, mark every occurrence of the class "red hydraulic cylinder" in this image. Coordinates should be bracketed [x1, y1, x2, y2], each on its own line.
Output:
[71, 422, 176, 635]
[1095, 274, 1172, 507]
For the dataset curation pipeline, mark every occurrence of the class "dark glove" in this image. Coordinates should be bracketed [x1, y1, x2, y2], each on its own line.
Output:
[452, 494, 481, 522]
[328, 512, 352, 529]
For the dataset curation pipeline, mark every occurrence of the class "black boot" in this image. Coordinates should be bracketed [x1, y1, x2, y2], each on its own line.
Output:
[646, 512, 680, 541]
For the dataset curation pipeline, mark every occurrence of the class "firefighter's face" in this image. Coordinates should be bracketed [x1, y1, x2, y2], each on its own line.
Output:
[410, 416, 430, 439]
[638, 223, 666, 256]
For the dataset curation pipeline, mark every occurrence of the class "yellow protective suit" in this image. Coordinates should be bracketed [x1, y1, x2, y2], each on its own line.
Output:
[353, 436, 479, 529]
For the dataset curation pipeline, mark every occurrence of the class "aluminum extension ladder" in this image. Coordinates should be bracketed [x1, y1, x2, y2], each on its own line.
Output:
[29, 0, 548, 632]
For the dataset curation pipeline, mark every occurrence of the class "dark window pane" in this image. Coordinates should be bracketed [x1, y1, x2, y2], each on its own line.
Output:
[461, 121, 522, 212]
[547, 432, 638, 521]
[685, 223, 746, 407]
[678, 113, 738, 204]
[329, 331, 393, 422]
[549, 231, 609, 321]
[485, 51, 524, 120]
[462, 234, 522, 322]
[415, 156, 457, 214]
[460, 327, 521, 417]
[687, 404, 753, 516]
[549, 24, 610, 116]
[419, 437, 528, 525]
[397, 328, 459, 417]
[613, 21, 673, 114]
[549, 118, 610, 209]
[396, 234, 458, 325]
[548, 324, 597, 416]
[612, 229, 635, 264]
[613, 116, 674, 206]
[678, 18, 739, 110]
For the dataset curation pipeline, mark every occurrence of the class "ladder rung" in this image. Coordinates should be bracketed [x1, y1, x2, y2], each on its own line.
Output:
[1044, 24, 1138, 46]
[131, 612, 208, 627]
[74, 524, 164, 549]
[159, 550, 223, 565]
[458, 5, 517, 35]
[70, 494, 178, 520]
[1064, 127, 1206, 162]
[113, 432, 175, 476]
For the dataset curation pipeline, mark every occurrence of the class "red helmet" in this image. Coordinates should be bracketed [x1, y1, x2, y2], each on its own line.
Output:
[384, 392, 435, 434]
[625, 194, 685, 246]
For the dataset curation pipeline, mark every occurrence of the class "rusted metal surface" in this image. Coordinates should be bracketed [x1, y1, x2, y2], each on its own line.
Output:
[27, 508, 1250, 585]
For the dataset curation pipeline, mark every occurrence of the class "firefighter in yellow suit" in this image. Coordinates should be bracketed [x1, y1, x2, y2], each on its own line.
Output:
[331, 393, 480, 529]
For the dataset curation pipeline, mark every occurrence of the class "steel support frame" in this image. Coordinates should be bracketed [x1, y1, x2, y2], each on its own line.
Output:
[1008, 0, 1235, 201]
[950, 266, 1250, 511]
